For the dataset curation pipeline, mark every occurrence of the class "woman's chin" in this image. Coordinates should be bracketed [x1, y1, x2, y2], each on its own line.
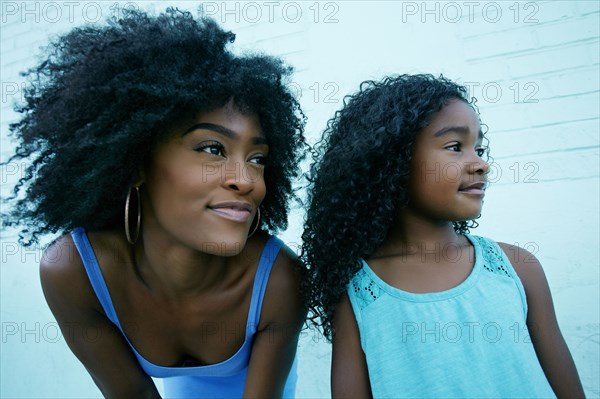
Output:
[196, 235, 248, 257]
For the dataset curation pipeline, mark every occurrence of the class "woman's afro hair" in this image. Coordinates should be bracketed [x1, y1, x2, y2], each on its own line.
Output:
[301, 74, 485, 340]
[3, 8, 306, 246]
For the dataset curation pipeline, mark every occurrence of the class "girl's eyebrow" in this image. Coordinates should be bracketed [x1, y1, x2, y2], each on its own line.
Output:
[434, 126, 484, 140]
[433, 126, 469, 137]
[182, 122, 267, 145]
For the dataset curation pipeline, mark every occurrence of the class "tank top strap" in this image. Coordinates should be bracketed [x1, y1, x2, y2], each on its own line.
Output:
[246, 235, 284, 335]
[468, 234, 529, 316]
[71, 228, 284, 340]
[70, 227, 122, 328]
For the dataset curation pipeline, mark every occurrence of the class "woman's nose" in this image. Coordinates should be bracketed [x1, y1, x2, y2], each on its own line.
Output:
[221, 160, 255, 193]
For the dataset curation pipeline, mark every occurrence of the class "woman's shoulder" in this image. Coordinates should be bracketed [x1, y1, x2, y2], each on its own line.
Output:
[41, 229, 129, 271]
[265, 235, 302, 293]
[243, 232, 301, 275]
[40, 229, 129, 312]
[251, 233, 305, 326]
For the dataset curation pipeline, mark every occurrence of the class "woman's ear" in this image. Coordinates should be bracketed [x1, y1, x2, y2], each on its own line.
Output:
[132, 172, 144, 188]
[134, 165, 147, 187]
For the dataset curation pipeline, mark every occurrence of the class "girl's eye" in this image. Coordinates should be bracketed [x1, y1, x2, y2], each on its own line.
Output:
[195, 141, 224, 156]
[446, 143, 461, 152]
[476, 147, 488, 157]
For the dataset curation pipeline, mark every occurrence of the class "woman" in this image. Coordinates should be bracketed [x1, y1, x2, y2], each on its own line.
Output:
[3, 8, 306, 398]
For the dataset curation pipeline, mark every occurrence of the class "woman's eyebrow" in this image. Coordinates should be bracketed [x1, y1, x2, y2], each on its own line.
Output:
[183, 123, 236, 138]
[183, 123, 267, 145]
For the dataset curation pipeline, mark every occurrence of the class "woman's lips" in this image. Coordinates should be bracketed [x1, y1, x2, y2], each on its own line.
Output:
[210, 207, 252, 222]
[209, 202, 252, 223]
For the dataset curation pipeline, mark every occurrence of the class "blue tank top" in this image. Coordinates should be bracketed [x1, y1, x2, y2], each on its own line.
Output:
[71, 228, 297, 398]
[347, 234, 555, 398]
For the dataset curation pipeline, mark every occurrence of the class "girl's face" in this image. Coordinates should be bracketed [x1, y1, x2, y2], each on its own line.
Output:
[141, 104, 268, 255]
[406, 99, 489, 223]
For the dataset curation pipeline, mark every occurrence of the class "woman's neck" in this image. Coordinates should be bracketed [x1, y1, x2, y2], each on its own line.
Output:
[132, 225, 241, 300]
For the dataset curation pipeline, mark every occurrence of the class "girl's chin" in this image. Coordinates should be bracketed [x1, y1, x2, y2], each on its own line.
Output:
[456, 214, 482, 223]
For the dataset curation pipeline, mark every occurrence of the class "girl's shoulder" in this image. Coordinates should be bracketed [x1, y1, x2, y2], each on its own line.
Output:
[468, 235, 543, 276]
[466, 235, 526, 274]
[496, 241, 545, 291]
[469, 235, 546, 296]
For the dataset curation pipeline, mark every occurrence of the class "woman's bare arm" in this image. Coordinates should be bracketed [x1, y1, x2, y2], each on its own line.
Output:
[243, 245, 306, 398]
[40, 235, 161, 399]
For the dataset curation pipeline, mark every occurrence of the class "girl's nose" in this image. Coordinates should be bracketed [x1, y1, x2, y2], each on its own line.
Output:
[467, 154, 489, 175]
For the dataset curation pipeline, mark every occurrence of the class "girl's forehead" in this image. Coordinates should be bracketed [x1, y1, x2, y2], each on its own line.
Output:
[426, 101, 479, 130]
[413, 100, 481, 144]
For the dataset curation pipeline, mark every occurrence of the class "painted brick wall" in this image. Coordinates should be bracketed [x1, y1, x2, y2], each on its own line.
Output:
[456, 2, 600, 396]
[1, 1, 598, 398]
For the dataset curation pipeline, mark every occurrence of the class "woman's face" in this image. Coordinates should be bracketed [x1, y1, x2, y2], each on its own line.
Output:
[141, 104, 268, 255]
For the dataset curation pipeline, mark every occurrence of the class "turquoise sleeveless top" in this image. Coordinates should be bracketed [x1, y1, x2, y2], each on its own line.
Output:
[347, 234, 555, 399]
[71, 227, 297, 398]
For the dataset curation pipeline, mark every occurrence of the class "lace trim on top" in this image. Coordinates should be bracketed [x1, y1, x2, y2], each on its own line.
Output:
[351, 236, 513, 310]
[474, 235, 512, 278]
[351, 268, 382, 310]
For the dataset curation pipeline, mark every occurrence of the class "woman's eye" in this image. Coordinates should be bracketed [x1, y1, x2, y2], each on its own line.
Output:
[248, 154, 267, 165]
[446, 143, 461, 152]
[476, 147, 488, 157]
[196, 142, 224, 156]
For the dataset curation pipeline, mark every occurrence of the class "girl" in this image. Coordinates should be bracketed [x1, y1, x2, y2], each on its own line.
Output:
[3, 9, 306, 398]
[302, 74, 584, 398]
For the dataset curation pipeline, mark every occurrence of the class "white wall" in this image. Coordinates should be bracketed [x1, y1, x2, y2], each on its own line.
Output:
[1, 1, 598, 398]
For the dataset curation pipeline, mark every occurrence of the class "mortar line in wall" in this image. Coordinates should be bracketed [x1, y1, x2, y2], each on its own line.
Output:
[475, 91, 599, 113]
[491, 145, 600, 160]
[464, 63, 600, 83]
[460, 11, 600, 40]
[465, 63, 600, 82]
[489, 117, 599, 135]
[251, 29, 308, 45]
[490, 174, 600, 186]
[508, 66, 600, 81]
[465, 38, 599, 63]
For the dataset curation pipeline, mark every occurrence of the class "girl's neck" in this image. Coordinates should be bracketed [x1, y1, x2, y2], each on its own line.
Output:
[375, 209, 462, 258]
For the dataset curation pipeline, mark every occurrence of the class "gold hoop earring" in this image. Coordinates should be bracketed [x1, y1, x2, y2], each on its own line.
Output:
[124, 186, 141, 244]
[248, 208, 261, 238]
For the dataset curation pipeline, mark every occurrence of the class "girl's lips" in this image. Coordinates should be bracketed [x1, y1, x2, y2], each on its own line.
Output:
[210, 207, 252, 222]
[459, 181, 487, 195]
[459, 188, 485, 195]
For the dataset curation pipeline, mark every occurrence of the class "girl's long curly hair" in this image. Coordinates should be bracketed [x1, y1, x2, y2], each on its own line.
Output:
[301, 74, 484, 340]
[2, 8, 306, 246]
